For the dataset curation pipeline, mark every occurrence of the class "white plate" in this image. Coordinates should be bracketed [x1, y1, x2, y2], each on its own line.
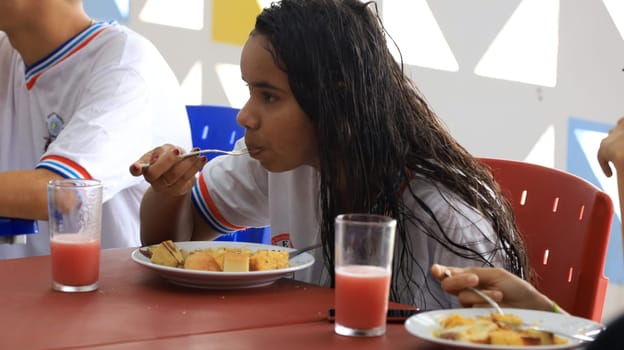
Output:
[404, 308, 603, 349]
[131, 241, 315, 289]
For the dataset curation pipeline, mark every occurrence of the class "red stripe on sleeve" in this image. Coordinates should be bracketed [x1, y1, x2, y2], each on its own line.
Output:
[197, 176, 246, 231]
[40, 155, 92, 179]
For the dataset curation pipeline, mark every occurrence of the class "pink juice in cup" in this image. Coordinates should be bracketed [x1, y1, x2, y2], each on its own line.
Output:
[50, 234, 100, 286]
[334, 213, 396, 337]
[335, 264, 391, 330]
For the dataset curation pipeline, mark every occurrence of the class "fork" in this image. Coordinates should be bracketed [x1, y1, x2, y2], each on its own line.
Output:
[140, 148, 249, 169]
[180, 148, 249, 159]
[288, 243, 322, 259]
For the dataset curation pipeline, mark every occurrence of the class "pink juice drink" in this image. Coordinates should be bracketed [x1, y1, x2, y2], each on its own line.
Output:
[335, 265, 391, 330]
[50, 234, 100, 286]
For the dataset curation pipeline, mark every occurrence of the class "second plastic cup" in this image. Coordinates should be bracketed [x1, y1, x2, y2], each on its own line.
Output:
[48, 179, 103, 292]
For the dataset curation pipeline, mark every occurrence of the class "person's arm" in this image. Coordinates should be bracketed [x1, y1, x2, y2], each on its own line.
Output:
[0, 169, 64, 220]
[431, 264, 558, 312]
[138, 188, 194, 245]
[597, 117, 624, 234]
[129, 144, 217, 245]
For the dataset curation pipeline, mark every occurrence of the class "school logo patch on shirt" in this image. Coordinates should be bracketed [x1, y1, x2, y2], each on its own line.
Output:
[272, 233, 293, 248]
[44, 112, 64, 151]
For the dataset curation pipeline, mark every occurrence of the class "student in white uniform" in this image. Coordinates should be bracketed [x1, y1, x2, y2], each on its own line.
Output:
[131, 0, 527, 310]
[0, 0, 192, 258]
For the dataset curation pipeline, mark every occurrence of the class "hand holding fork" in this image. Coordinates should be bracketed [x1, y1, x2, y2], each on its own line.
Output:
[435, 265, 601, 343]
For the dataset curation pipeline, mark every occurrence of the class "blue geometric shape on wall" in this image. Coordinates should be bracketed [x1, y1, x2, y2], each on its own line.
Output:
[568, 117, 623, 285]
[84, 0, 130, 23]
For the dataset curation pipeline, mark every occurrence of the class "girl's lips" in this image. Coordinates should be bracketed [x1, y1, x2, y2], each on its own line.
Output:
[246, 146, 263, 157]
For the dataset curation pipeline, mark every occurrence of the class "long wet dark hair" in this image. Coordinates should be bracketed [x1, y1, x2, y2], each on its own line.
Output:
[254, 0, 528, 307]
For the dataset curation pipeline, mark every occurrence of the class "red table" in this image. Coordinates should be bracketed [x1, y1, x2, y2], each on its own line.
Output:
[0, 248, 433, 349]
[83, 322, 440, 350]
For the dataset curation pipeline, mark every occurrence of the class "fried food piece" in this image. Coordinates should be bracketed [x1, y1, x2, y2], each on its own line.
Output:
[440, 313, 475, 328]
[249, 249, 288, 271]
[436, 313, 568, 346]
[202, 247, 251, 271]
[150, 240, 184, 267]
[521, 329, 557, 345]
[489, 329, 524, 345]
[184, 251, 220, 271]
[491, 313, 523, 326]
[149, 241, 291, 272]
[438, 320, 498, 344]
[223, 252, 250, 272]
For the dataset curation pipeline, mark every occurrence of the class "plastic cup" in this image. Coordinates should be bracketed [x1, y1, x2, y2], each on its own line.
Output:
[334, 214, 396, 337]
[48, 179, 102, 292]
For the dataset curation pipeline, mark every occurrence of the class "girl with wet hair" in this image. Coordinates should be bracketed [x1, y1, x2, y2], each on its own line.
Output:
[132, 0, 528, 310]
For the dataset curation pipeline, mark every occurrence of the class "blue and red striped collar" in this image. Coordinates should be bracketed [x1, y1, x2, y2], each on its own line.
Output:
[24, 20, 116, 90]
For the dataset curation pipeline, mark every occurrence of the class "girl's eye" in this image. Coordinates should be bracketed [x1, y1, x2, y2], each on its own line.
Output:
[262, 92, 277, 103]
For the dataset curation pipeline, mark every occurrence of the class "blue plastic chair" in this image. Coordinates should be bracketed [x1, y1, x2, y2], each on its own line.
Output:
[0, 218, 38, 244]
[187, 105, 243, 161]
[186, 105, 270, 244]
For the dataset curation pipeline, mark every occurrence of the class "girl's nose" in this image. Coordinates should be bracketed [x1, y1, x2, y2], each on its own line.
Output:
[237, 102, 260, 130]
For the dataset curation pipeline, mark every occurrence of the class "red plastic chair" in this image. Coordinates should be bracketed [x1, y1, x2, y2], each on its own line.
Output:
[479, 158, 613, 322]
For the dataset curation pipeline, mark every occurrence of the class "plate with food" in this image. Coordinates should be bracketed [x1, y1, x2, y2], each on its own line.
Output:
[404, 308, 603, 349]
[131, 240, 315, 289]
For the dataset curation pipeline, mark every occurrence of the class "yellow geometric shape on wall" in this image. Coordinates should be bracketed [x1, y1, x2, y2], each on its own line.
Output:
[212, 0, 263, 45]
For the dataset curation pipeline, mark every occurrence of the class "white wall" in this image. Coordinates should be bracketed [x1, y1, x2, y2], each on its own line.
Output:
[122, 0, 624, 165]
